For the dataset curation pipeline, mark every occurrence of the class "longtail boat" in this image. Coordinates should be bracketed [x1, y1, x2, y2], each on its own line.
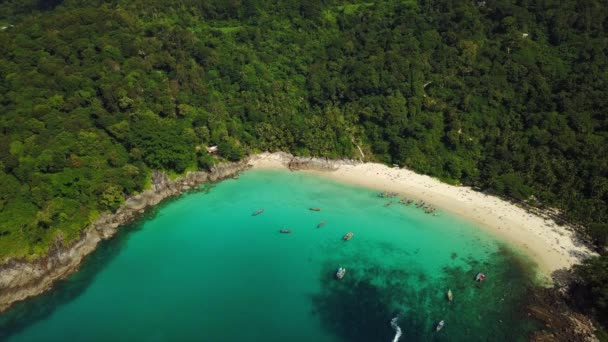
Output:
[317, 221, 326, 228]
[279, 228, 292, 234]
[252, 208, 265, 216]
[343, 232, 354, 241]
[309, 207, 321, 211]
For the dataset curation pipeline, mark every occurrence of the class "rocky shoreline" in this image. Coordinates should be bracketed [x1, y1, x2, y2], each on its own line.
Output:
[252, 151, 362, 171]
[1, 152, 600, 341]
[529, 285, 600, 342]
[0, 153, 354, 314]
[0, 159, 253, 314]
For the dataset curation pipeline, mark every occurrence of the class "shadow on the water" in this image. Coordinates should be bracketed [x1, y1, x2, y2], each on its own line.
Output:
[0, 232, 124, 340]
[0, 191, 195, 341]
[312, 244, 542, 342]
[0, 221, 143, 341]
[0, 184, 219, 341]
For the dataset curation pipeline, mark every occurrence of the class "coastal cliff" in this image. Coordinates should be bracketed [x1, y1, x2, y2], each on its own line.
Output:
[0, 160, 250, 314]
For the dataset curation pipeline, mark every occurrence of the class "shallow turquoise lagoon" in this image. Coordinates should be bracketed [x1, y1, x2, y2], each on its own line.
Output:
[0, 170, 540, 341]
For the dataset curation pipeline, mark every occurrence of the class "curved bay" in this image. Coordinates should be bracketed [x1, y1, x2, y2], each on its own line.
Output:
[0, 170, 540, 341]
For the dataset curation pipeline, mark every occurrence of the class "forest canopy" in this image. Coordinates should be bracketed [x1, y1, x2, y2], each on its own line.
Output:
[0, 0, 607, 267]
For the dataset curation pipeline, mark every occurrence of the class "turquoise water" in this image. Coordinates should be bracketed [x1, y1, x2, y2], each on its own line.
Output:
[0, 170, 540, 341]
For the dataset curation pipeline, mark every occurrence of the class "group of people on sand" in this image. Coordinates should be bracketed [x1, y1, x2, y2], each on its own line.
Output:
[378, 190, 398, 198]
[379, 191, 438, 215]
[412, 199, 437, 214]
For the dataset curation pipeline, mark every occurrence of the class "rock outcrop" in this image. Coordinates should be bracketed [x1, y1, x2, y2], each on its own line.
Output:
[250, 151, 360, 171]
[0, 159, 249, 313]
[0, 153, 356, 313]
[529, 286, 600, 342]
[288, 156, 342, 171]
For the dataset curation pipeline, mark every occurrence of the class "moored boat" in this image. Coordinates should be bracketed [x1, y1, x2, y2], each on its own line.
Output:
[252, 208, 265, 216]
[384, 201, 393, 207]
[336, 267, 346, 279]
[436, 320, 445, 332]
[343, 232, 354, 241]
[447, 289, 453, 301]
[475, 273, 486, 282]
[309, 207, 321, 211]
[317, 221, 326, 228]
[279, 228, 292, 234]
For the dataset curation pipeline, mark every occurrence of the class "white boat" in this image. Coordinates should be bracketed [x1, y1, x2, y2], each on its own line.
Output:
[436, 320, 445, 332]
[336, 267, 346, 279]
[447, 289, 453, 301]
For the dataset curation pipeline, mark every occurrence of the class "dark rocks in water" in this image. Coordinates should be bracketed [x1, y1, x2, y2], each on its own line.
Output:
[312, 277, 395, 342]
[312, 246, 562, 341]
[528, 287, 601, 342]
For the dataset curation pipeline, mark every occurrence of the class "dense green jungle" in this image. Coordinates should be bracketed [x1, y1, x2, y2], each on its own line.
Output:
[0, 0, 606, 329]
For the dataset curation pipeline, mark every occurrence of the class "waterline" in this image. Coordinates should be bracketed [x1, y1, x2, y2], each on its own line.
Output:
[0, 169, 541, 341]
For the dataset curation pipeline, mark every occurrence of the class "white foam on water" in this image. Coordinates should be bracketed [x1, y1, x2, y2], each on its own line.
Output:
[390, 316, 402, 342]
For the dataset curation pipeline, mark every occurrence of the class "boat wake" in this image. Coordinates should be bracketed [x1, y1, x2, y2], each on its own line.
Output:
[390, 316, 402, 342]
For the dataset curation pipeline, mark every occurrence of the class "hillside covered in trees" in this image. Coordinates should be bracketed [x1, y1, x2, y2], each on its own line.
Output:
[1, 1, 607, 318]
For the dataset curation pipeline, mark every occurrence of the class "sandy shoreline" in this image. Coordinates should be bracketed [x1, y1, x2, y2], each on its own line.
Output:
[248, 153, 595, 280]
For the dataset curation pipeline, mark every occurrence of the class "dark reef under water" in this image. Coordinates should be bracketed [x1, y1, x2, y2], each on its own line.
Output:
[0, 172, 547, 342]
[0, 224, 542, 341]
[312, 246, 541, 342]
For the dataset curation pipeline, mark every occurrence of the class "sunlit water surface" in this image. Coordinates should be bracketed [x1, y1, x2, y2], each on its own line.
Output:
[0, 170, 540, 341]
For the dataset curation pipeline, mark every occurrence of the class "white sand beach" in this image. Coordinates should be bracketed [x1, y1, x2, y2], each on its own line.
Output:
[248, 153, 595, 279]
